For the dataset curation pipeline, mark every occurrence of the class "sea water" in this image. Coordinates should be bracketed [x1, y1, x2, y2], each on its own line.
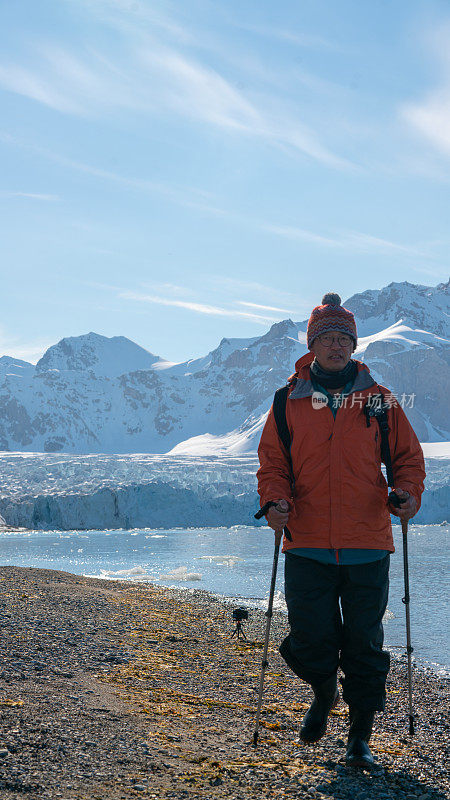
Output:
[0, 523, 448, 675]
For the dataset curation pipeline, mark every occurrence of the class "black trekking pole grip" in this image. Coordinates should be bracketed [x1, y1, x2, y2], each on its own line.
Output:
[255, 501, 277, 519]
[254, 501, 292, 541]
[388, 490, 402, 508]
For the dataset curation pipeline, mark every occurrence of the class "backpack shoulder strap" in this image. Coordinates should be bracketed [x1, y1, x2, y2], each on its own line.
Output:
[273, 385, 291, 453]
[272, 375, 297, 454]
[364, 389, 394, 487]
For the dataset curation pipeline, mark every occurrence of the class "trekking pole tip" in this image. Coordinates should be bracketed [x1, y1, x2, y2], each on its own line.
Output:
[252, 731, 258, 747]
[409, 716, 415, 736]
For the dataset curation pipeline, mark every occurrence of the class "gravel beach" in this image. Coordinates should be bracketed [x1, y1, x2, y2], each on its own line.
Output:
[0, 565, 448, 800]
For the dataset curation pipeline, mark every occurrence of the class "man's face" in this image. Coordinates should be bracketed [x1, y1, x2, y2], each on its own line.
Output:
[311, 333, 354, 371]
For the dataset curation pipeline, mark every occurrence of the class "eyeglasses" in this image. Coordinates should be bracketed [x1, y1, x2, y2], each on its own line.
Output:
[317, 333, 353, 347]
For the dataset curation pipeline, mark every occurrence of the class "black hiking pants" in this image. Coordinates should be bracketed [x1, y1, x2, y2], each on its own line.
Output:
[279, 553, 390, 711]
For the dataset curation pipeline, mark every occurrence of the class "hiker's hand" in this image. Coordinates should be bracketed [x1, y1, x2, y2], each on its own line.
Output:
[266, 499, 290, 532]
[389, 489, 417, 521]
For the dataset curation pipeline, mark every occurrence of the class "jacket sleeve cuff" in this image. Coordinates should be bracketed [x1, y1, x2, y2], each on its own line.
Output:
[259, 494, 292, 510]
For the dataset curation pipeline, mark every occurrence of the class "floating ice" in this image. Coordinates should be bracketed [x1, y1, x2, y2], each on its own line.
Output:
[100, 566, 151, 578]
[197, 555, 243, 567]
[159, 566, 202, 581]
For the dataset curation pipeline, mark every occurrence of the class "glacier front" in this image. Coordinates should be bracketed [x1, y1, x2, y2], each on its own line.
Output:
[0, 448, 447, 530]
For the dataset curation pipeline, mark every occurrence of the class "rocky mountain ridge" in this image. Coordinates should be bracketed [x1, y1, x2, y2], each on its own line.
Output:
[0, 280, 448, 453]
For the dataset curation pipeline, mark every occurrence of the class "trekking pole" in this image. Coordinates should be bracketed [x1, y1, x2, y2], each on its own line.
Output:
[252, 526, 283, 747]
[401, 518, 415, 735]
[252, 501, 292, 747]
[389, 491, 415, 735]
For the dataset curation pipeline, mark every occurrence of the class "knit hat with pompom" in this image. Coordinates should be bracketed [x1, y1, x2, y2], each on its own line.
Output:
[306, 293, 357, 350]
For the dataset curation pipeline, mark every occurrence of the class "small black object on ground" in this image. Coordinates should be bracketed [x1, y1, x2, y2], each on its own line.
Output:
[231, 607, 248, 640]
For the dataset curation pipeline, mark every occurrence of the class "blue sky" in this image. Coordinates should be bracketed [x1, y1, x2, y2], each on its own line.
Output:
[1, 0, 449, 363]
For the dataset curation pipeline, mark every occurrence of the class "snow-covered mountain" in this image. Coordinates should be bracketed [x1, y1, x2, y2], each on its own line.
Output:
[344, 280, 449, 337]
[36, 332, 161, 377]
[171, 280, 450, 452]
[0, 281, 448, 453]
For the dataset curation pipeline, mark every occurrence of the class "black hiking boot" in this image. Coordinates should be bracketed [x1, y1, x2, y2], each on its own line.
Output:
[345, 709, 376, 769]
[299, 673, 339, 743]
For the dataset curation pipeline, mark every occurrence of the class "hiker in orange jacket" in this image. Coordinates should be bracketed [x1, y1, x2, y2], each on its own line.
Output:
[257, 293, 425, 769]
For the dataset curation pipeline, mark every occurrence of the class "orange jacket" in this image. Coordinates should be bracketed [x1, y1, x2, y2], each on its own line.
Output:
[257, 353, 425, 553]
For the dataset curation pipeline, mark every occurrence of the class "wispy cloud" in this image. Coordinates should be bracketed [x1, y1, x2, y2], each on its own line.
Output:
[342, 231, 423, 256]
[71, 0, 193, 43]
[409, 262, 450, 279]
[141, 282, 196, 297]
[7, 342, 53, 364]
[401, 23, 450, 158]
[237, 300, 294, 314]
[0, 131, 227, 216]
[263, 223, 427, 257]
[211, 276, 279, 294]
[232, 22, 345, 53]
[265, 224, 341, 247]
[0, 62, 84, 114]
[0, 45, 146, 116]
[0, 326, 53, 364]
[0, 130, 350, 228]
[403, 92, 450, 157]
[138, 46, 260, 132]
[118, 290, 280, 324]
[87, 277, 305, 320]
[0, 11, 353, 170]
[0, 191, 60, 201]
[1, 128, 426, 259]
[204, 276, 312, 315]
[137, 46, 354, 167]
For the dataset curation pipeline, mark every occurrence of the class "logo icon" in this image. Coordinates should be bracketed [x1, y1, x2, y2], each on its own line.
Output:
[312, 391, 327, 410]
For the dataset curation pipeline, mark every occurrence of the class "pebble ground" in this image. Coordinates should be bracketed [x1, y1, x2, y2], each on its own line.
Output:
[0, 566, 448, 800]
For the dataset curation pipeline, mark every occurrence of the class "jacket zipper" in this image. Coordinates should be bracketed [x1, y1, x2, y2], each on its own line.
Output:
[328, 406, 336, 549]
